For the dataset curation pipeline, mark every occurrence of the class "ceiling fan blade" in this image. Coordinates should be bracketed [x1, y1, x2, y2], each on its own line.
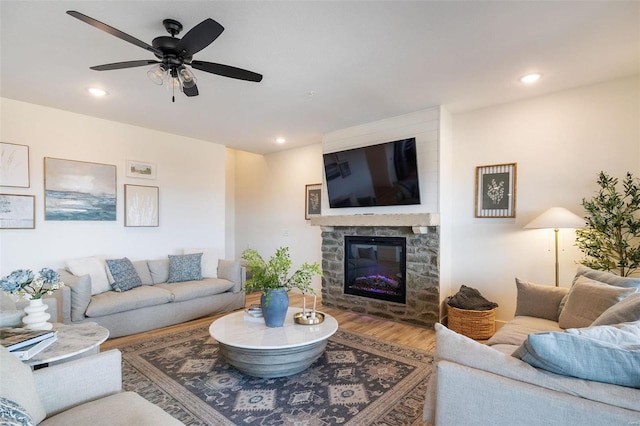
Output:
[191, 61, 263, 82]
[175, 19, 224, 57]
[67, 10, 163, 57]
[183, 84, 199, 97]
[90, 60, 159, 71]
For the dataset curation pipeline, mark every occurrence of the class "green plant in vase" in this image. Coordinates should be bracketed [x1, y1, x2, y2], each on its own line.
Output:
[576, 171, 640, 277]
[241, 247, 321, 327]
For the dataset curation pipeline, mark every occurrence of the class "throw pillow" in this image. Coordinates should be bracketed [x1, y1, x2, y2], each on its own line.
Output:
[558, 276, 637, 329]
[183, 248, 218, 278]
[148, 258, 170, 284]
[514, 278, 568, 321]
[574, 264, 640, 290]
[167, 253, 203, 283]
[0, 397, 34, 426]
[512, 322, 640, 388]
[591, 292, 640, 326]
[56, 269, 91, 321]
[0, 346, 46, 423]
[105, 258, 142, 292]
[66, 256, 111, 295]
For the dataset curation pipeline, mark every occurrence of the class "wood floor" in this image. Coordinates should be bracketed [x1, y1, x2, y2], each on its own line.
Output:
[102, 292, 436, 352]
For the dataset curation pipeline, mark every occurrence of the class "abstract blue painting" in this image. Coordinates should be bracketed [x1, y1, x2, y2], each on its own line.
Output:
[45, 158, 116, 221]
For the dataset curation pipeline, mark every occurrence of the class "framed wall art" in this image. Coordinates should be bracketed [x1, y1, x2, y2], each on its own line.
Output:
[0, 194, 35, 229]
[44, 157, 116, 221]
[126, 160, 157, 180]
[0, 142, 30, 188]
[125, 184, 159, 227]
[475, 163, 517, 218]
[305, 183, 322, 220]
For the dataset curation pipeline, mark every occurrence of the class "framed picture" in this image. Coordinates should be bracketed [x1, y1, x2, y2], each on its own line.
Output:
[44, 157, 116, 221]
[0, 194, 35, 229]
[1, 142, 30, 188]
[305, 183, 322, 220]
[125, 184, 159, 227]
[475, 163, 517, 218]
[126, 160, 157, 180]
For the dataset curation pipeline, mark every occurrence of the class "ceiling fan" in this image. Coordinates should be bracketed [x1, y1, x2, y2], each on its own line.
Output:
[67, 11, 263, 101]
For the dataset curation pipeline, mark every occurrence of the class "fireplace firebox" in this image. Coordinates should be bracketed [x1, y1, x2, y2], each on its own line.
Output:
[344, 236, 406, 304]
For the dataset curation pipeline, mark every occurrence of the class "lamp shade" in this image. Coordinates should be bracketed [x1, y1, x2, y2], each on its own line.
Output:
[524, 207, 585, 229]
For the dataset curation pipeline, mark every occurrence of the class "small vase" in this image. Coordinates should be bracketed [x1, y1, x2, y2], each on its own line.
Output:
[22, 298, 53, 330]
[261, 288, 289, 327]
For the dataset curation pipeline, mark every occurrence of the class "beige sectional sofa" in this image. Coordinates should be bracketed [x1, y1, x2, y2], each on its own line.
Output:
[424, 266, 640, 425]
[57, 253, 245, 338]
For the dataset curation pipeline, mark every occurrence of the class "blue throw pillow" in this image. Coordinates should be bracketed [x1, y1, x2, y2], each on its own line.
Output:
[105, 258, 142, 292]
[513, 322, 640, 388]
[167, 253, 203, 283]
[0, 397, 34, 426]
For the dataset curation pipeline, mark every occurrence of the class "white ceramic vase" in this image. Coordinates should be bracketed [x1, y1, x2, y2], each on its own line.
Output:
[22, 298, 53, 330]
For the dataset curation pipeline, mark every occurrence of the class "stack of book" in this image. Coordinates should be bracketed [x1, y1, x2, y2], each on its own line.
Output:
[0, 328, 57, 360]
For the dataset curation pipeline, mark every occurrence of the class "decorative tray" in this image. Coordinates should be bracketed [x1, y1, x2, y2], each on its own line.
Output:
[293, 311, 325, 325]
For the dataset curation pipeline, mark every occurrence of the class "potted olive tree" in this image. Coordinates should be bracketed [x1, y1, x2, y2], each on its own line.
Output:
[576, 171, 640, 276]
[241, 246, 322, 327]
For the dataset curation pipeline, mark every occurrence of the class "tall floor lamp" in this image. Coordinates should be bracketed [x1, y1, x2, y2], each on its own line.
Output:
[524, 207, 585, 286]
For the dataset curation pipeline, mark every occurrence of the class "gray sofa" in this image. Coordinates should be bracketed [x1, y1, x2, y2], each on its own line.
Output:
[0, 345, 182, 425]
[424, 266, 640, 425]
[57, 256, 245, 338]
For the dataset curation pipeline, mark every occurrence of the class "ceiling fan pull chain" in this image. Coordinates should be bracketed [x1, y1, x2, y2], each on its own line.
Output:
[172, 79, 175, 103]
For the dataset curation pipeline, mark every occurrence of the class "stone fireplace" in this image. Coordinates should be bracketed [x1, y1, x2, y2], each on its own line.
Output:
[311, 214, 439, 328]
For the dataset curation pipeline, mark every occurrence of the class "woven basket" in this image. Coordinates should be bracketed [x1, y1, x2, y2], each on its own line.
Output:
[447, 305, 496, 340]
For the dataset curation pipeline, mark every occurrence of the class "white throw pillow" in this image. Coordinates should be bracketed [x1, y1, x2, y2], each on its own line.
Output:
[66, 256, 111, 295]
[183, 248, 218, 278]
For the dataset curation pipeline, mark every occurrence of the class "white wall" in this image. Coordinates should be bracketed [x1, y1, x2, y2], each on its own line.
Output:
[234, 143, 324, 293]
[450, 75, 640, 322]
[0, 98, 228, 274]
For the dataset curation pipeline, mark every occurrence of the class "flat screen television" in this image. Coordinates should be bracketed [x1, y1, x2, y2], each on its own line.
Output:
[323, 137, 421, 208]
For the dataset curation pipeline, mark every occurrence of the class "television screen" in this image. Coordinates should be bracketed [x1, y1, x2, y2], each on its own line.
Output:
[323, 138, 420, 208]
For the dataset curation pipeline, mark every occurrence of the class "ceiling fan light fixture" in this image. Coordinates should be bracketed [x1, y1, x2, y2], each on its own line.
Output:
[87, 87, 108, 97]
[147, 64, 168, 85]
[178, 66, 197, 89]
[520, 73, 542, 84]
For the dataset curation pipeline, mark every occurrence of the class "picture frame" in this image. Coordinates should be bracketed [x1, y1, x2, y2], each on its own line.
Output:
[44, 157, 117, 221]
[126, 160, 157, 180]
[305, 183, 322, 220]
[475, 163, 517, 218]
[125, 184, 159, 227]
[0, 142, 30, 188]
[0, 194, 35, 229]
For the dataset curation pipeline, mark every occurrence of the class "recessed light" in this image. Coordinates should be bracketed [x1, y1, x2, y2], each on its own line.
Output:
[519, 73, 542, 84]
[87, 87, 108, 97]
[275, 137, 286, 144]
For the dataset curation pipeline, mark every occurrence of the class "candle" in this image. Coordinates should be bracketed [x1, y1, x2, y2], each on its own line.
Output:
[313, 294, 317, 314]
[303, 295, 306, 315]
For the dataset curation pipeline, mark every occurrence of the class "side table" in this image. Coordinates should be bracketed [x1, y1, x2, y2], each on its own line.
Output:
[25, 322, 109, 368]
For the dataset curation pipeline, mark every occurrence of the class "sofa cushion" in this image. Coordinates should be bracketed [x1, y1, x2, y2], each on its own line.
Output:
[66, 256, 111, 295]
[487, 316, 562, 347]
[57, 270, 92, 321]
[591, 292, 640, 326]
[0, 346, 46, 424]
[157, 278, 234, 302]
[147, 259, 169, 284]
[85, 286, 172, 317]
[558, 276, 637, 329]
[574, 264, 640, 290]
[39, 392, 183, 426]
[167, 253, 203, 283]
[183, 248, 218, 278]
[514, 278, 568, 321]
[105, 258, 142, 292]
[513, 322, 640, 388]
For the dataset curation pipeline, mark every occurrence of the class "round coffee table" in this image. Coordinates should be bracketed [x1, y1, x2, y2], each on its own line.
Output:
[209, 307, 338, 378]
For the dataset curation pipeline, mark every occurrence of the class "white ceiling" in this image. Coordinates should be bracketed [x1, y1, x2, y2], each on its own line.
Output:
[1, 1, 638, 154]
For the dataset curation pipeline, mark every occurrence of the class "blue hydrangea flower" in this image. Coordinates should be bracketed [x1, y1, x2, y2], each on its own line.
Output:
[39, 268, 60, 284]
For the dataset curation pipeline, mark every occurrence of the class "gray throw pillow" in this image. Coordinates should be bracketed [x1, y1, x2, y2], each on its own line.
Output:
[558, 276, 637, 329]
[514, 278, 568, 321]
[148, 258, 170, 284]
[574, 265, 640, 290]
[591, 292, 640, 326]
[512, 322, 640, 388]
[167, 253, 203, 283]
[105, 258, 142, 292]
[57, 269, 92, 321]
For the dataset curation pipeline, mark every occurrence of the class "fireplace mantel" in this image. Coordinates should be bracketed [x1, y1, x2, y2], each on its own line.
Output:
[310, 213, 439, 234]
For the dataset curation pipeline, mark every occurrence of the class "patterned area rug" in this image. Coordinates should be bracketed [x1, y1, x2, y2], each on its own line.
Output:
[118, 323, 433, 425]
